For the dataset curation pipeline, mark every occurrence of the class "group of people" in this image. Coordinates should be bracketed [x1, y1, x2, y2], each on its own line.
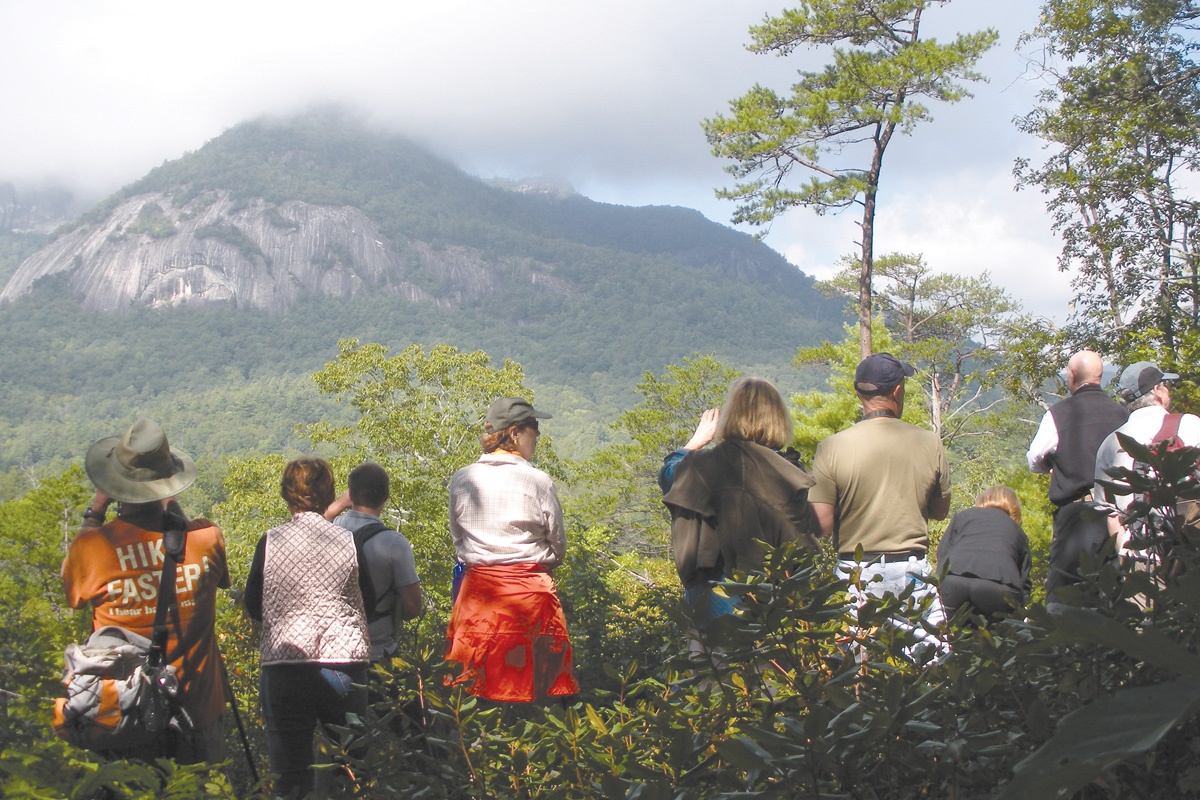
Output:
[661, 350, 1193, 648]
[660, 357, 966, 652]
[62, 396, 575, 796]
[1029, 352, 1199, 594]
[58, 349, 1192, 792]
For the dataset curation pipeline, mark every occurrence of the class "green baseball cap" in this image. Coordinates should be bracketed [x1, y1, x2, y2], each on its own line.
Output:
[485, 397, 552, 431]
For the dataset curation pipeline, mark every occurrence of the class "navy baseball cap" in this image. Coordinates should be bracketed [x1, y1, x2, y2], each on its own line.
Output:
[854, 353, 915, 395]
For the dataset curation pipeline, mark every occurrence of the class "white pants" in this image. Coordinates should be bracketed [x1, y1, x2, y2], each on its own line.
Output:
[835, 555, 948, 659]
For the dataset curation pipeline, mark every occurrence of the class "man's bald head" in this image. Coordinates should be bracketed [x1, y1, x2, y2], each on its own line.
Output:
[1067, 350, 1105, 392]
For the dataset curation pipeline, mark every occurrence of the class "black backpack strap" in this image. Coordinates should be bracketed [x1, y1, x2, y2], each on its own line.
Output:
[353, 521, 391, 548]
[353, 522, 393, 622]
[148, 513, 189, 669]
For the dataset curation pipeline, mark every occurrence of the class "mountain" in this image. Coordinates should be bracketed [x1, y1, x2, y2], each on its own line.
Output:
[4, 110, 836, 317]
[0, 110, 845, 471]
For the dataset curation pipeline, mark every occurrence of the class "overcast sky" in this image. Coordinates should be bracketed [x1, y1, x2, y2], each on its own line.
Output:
[0, 0, 1073, 319]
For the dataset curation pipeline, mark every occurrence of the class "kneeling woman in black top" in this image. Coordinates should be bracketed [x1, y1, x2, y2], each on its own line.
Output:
[937, 486, 1032, 619]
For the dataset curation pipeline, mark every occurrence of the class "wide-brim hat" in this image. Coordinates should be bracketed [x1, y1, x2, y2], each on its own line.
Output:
[85, 418, 196, 503]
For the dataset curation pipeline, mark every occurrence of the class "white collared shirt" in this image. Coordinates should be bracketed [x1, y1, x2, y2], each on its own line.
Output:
[448, 452, 565, 567]
[1094, 405, 1200, 511]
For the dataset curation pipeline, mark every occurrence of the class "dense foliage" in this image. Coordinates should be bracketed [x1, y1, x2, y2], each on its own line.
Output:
[1016, 0, 1200, 379]
[7, 434, 1200, 798]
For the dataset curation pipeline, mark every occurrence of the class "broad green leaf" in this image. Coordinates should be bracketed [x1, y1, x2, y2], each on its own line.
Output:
[995, 677, 1200, 800]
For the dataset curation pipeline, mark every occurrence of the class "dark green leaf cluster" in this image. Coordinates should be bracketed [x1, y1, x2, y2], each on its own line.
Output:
[124, 203, 177, 240]
[194, 222, 267, 264]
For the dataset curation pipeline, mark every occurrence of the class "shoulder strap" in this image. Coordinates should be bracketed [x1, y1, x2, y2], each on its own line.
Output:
[353, 521, 391, 548]
[1152, 413, 1183, 448]
[352, 522, 394, 622]
[147, 514, 189, 669]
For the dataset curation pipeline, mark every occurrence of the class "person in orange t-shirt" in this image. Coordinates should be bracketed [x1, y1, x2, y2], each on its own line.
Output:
[62, 419, 230, 763]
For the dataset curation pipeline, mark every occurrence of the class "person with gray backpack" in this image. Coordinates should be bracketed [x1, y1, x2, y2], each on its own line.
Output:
[323, 462, 422, 663]
[57, 419, 230, 763]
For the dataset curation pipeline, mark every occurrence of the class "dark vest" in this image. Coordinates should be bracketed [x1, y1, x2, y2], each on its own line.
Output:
[1046, 384, 1128, 505]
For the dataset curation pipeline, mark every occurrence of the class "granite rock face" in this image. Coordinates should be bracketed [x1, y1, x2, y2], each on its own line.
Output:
[0, 190, 567, 313]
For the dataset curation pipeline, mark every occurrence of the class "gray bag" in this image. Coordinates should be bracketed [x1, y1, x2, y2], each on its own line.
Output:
[52, 626, 185, 750]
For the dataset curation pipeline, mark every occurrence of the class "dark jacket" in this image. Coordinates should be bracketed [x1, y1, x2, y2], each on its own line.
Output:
[936, 507, 1032, 601]
[663, 438, 820, 588]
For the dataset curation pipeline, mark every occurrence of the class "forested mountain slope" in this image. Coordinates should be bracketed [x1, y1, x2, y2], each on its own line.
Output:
[0, 110, 844, 470]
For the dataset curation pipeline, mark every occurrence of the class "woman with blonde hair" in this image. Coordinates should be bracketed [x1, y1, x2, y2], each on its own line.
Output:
[936, 485, 1032, 619]
[662, 377, 821, 627]
[444, 397, 579, 703]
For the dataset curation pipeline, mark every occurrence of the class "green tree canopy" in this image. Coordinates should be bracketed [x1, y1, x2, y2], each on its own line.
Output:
[817, 253, 1052, 442]
[571, 354, 739, 556]
[704, 0, 997, 358]
[216, 341, 538, 608]
[1016, 0, 1200, 377]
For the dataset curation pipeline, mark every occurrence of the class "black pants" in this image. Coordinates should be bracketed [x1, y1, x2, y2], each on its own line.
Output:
[941, 575, 1020, 618]
[261, 662, 368, 798]
[1047, 501, 1111, 600]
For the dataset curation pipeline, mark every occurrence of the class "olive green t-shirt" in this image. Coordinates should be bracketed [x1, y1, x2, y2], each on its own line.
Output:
[810, 417, 950, 554]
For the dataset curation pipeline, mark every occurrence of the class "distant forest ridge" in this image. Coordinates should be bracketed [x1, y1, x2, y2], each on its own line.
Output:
[0, 110, 846, 472]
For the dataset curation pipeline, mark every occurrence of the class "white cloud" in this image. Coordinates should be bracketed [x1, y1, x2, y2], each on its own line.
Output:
[875, 171, 1070, 320]
[0, 0, 1078, 322]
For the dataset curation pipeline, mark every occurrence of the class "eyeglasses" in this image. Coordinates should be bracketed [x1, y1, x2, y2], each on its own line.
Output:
[524, 420, 540, 433]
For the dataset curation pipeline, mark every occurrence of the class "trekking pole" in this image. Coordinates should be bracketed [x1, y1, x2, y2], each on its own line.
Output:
[219, 655, 260, 785]
[412, 605, 436, 756]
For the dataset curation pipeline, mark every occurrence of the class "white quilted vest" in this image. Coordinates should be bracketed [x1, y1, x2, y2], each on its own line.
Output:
[260, 512, 369, 665]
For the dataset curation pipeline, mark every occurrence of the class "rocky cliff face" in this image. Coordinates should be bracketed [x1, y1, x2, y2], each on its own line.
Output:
[0, 190, 568, 313]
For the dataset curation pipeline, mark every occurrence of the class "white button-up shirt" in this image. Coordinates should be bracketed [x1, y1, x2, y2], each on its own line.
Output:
[448, 452, 566, 567]
[1094, 405, 1200, 512]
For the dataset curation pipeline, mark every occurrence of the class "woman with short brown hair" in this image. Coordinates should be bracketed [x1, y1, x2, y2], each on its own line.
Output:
[278, 456, 336, 513]
[244, 456, 370, 796]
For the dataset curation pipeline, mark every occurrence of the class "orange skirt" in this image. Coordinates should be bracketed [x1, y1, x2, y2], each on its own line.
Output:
[445, 563, 579, 702]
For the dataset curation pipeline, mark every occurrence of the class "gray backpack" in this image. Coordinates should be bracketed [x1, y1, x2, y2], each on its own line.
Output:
[52, 626, 184, 750]
[52, 521, 192, 752]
